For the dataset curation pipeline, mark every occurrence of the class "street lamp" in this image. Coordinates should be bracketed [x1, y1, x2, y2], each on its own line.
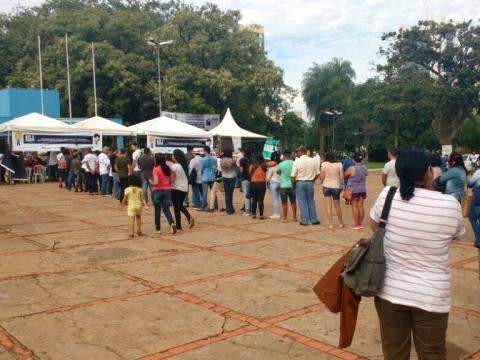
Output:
[324, 110, 342, 151]
[147, 39, 173, 117]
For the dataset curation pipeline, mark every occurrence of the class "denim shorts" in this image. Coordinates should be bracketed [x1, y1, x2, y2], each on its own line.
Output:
[323, 187, 342, 200]
[280, 187, 296, 204]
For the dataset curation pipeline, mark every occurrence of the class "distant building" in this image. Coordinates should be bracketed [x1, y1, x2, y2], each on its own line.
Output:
[0, 88, 60, 124]
[241, 24, 265, 49]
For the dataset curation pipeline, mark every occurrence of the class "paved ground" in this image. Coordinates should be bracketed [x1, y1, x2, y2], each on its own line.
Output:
[0, 172, 478, 360]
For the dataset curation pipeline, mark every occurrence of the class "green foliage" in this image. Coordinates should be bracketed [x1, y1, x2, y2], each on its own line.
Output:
[302, 58, 355, 155]
[0, 0, 293, 134]
[379, 20, 480, 144]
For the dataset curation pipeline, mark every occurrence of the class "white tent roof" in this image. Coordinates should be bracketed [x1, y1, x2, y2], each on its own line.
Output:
[208, 108, 267, 139]
[129, 115, 209, 138]
[0, 112, 73, 133]
[73, 116, 134, 136]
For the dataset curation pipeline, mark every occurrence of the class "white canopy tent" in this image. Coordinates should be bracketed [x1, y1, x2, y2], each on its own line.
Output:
[73, 116, 134, 136]
[207, 108, 267, 139]
[0, 112, 73, 133]
[129, 115, 209, 138]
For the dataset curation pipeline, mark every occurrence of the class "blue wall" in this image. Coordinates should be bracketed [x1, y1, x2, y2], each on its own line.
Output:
[0, 88, 60, 121]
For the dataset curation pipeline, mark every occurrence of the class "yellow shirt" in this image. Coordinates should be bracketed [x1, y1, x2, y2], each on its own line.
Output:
[125, 186, 144, 211]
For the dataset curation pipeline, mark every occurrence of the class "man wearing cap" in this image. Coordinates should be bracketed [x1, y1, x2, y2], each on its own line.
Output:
[291, 146, 320, 226]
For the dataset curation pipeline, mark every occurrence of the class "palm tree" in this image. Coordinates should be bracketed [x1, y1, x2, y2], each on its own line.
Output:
[302, 58, 355, 156]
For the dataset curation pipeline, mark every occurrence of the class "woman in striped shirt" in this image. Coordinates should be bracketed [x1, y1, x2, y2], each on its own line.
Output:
[370, 149, 465, 360]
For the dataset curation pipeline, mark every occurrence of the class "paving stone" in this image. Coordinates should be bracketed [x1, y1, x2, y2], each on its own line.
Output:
[290, 253, 348, 275]
[180, 268, 320, 318]
[279, 298, 480, 359]
[8, 220, 93, 237]
[217, 237, 344, 263]
[0, 234, 45, 253]
[0, 269, 147, 320]
[451, 269, 480, 310]
[111, 250, 257, 286]
[2, 292, 246, 360]
[175, 331, 337, 360]
[0, 349, 15, 360]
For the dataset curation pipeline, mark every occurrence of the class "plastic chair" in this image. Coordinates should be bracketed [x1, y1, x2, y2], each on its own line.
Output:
[32, 165, 45, 183]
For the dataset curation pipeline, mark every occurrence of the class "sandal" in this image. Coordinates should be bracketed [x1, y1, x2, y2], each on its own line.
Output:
[128, 234, 134, 238]
[189, 218, 195, 229]
[170, 224, 177, 235]
[136, 231, 143, 236]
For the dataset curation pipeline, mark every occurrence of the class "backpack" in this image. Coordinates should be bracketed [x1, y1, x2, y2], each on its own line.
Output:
[342, 186, 396, 297]
[189, 167, 197, 185]
[58, 156, 67, 170]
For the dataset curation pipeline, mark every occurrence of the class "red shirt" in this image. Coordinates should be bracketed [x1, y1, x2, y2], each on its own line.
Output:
[152, 166, 171, 191]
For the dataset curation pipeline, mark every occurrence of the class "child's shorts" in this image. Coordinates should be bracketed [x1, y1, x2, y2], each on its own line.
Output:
[128, 205, 142, 217]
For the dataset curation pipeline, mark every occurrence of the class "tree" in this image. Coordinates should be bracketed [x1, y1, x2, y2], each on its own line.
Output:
[0, 0, 292, 131]
[379, 20, 480, 147]
[302, 58, 355, 156]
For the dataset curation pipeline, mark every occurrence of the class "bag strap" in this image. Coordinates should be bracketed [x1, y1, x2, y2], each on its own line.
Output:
[379, 186, 397, 229]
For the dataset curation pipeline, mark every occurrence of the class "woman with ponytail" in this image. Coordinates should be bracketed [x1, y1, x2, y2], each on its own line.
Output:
[437, 151, 467, 203]
[170, 149, 194, 230]
[369, 149, 465, 359]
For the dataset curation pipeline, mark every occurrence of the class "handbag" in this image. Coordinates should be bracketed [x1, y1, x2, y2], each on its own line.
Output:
[343, 188, 353, 201]
[342, 186, 397, 297]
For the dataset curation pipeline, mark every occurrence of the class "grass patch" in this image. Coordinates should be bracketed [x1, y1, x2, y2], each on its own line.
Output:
[365, 162, 385, 170]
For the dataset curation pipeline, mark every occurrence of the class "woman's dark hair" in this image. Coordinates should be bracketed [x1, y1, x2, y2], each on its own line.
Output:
[223, 148, 233, 158]
[430, 155, 442, 168]
[353, 153, 364, 163]
[448, 151, 467, 172]
[395, 149, 431, 201]
[173, 149, 189, 176]
[128, 174, 143, 188]
[155, 153, 171, 176]
[271, 151, 281, 163]
[325, 151, 336, 162]
[252, 153, 265, 166]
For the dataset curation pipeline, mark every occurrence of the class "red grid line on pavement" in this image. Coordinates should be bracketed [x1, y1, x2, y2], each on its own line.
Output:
[451, 255, 478, 269]
[0, 265, 91, 283]
[451, 306, 480, 319]
[0, 325, 35, 359]
[468, 350, 480, 359]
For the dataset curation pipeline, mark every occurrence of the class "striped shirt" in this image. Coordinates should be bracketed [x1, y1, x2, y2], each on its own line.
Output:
[370, 187, 465, 313]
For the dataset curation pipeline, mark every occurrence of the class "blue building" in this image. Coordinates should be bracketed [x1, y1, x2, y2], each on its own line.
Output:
[0, 88, 60, 123]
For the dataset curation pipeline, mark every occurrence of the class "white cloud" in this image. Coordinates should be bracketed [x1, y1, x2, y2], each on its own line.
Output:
[1, 0, 478, 117]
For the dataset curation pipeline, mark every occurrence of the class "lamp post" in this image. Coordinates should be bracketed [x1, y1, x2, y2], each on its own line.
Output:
[147, 39, 173, 117]
[324, 110, 342, 151]
[65, 34, 72, 119]
[37, 35, 44, 115]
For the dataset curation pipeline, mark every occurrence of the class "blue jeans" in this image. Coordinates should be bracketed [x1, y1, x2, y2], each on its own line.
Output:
[100, 174, 109, 195]
[86, 172, 96, 193]
[223, 177, 236, 214]
[142, 176, 152, 203]
[269, 181, 281, 216]
[469, 187, 480, 248]
[296, 181, 319, 224]
[152, 190, 174, 230]
[112, 173, 121, 199]
[235, 169, 242, 188]
[192, 183, 203, 208]
[48, 165, 57, 181]
[241, 180, 251, 214]
[67, 169, 75, 190]
[201, 181, 214, 210]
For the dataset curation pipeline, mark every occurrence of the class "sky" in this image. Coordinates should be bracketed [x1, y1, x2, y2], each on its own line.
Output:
[1, 0, 479, 115]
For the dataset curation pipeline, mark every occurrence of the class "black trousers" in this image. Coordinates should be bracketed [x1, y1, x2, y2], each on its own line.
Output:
[250, 182, 266, 216]
[171, 189, 191, 229]
[119, 177, 129, 202]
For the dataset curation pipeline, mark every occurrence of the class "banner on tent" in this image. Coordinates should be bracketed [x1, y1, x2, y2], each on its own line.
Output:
[162, 111, 220, 130]
[262, 138, 279, 160]
[12, 131, 100, 152]
[147, 136, 207, 153]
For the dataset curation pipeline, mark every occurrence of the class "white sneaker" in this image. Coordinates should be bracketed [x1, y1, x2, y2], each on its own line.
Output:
[244, 212, 251, 216]
[269, 214, 280, 219]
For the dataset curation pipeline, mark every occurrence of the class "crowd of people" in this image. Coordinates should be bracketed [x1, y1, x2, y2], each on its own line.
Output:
[3, 141, 480, 359]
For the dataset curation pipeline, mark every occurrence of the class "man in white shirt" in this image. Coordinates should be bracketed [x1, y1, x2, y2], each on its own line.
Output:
[382, 148, 400, 187]
[291, 146, 320, 226]
[131, 142, 142, 175]
[82, 148, 97, 194]
[98, 146, 111, 195]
